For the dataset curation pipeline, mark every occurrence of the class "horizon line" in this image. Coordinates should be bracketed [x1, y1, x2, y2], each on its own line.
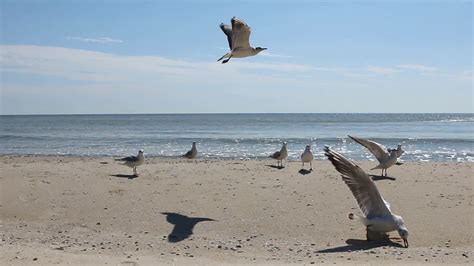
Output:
[1, 112, 473, 116]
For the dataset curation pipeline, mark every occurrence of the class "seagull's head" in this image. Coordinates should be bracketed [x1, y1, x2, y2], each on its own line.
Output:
[398, 228, 409, 248]
[397, 144, 405, 153]
[192, 141, 197, 146]
[255, 47, 267, 53]
[305, 145, 311, 150]
[138, 149, 144, 154]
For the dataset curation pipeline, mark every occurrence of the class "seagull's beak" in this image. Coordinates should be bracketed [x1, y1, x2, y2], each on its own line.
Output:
[262, 48, 268, 50]
[403, 237, 409, 248]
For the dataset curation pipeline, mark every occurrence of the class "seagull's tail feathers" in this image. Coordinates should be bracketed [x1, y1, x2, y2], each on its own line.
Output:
[348, 213, 369, 226]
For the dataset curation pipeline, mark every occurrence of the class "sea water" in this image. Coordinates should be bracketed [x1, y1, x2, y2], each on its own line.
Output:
[0, 113, 472, 162]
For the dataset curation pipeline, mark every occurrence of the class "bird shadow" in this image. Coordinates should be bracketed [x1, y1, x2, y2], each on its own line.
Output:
[370, 175, 396, 181]
[266, 165, 285, 170]
[395, 162, 404, 165]
[161, 212, 216, 243]
[110, 174, 138, 180]
[298, 169, 312, 175]
[317, 238, 404, 253]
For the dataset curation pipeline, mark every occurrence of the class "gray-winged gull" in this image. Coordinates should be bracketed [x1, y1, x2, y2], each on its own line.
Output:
[218, 17, 267, 64]
[324, 146, 409, 247]
[182, 141, 198, 159]
[349, 135, 405, 176]
[301, 144, 314, 170]
[270, 142, 288, 167]
[115, 149, 145, 176]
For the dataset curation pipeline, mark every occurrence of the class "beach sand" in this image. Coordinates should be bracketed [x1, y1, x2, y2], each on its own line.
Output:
[0, 156, 472, 265]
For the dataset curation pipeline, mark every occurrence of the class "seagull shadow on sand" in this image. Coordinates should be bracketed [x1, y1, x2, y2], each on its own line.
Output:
[370, 175, 396, 181]
[298, 169, 312, 175]
[110, 174, 138, 180]
[266, 165, 285, 170]
[161, 212, 216, 243]
[317, 238, 403, 253]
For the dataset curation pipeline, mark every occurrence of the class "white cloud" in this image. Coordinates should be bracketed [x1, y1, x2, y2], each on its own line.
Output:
[0, 45, 315, 87]
[367, 65, 399, 75]
[397, 64, 437, 72]
[460, 69, 473, 80]
[259, 50, 293, 58]
[67, 36, 123, 43]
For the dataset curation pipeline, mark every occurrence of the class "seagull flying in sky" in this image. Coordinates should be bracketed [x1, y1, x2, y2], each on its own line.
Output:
[218, 17, 267, 64]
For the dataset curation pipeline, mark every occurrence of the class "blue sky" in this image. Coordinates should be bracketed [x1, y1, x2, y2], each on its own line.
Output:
[1, 0, 472, 114]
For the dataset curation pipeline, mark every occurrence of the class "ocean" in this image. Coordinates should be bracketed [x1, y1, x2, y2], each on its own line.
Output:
[0, 113, 473, 162]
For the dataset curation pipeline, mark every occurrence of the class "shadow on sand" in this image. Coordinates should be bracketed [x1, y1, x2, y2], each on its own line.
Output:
[161, 212, 215, 243]
[317, 238, 404, 253]
[298, 169, 312, 175]
[110, 174, 138, 179]
[370, 175, 396, 181]
[266, 165, 285, 170]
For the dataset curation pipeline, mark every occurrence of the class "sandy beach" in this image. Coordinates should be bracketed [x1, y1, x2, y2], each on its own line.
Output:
[0, 156, 472, 265]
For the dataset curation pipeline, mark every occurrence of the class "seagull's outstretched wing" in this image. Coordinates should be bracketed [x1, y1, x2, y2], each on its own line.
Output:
[231, 17, 251, 49]
[324, 146, 392, 219]
[349, 135, 389, 163]
[219, 23, 233, 50]
[116, 155, 138, 162]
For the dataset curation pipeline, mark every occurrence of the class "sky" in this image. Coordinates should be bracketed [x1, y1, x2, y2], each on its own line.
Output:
[0, 0, 472, 114]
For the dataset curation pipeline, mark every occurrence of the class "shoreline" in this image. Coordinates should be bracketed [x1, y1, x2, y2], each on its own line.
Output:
[0, 154, 472, 163]
[1, 156, 472, 264]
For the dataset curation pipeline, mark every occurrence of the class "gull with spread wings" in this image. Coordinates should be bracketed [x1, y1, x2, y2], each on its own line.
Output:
[349, 135, 404, 176]
[218, 17, 267, 64]
[324, 146, 409, 247]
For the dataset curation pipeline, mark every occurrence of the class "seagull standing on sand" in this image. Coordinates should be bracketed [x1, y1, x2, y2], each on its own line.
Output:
[324, 146, 409, 248]
[270, 142, 288, 167]
[301, 144, 314, 170]
[349, 135, 404, 176]
[182, 141, 198, 159]
[115, 150, 144, 176]
[218, 17, 267, 64]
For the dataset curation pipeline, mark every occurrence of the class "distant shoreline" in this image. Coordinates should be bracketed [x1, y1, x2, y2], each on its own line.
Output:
[1, 112, 473, 116]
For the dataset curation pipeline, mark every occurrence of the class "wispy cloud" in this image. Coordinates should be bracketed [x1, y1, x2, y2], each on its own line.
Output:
[460, 69, 473, 80]
[397, 64, 437, 72]
[259, 50, 293, 58]
[367, 65, 399, 75]
[67, 36, 123, 43]
[0, 45, 312, 84]
[366, 64, 438, 75]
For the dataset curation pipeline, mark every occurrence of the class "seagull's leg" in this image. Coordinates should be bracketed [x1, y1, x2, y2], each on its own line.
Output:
[381, 169, 384, 176]
[217, 52, 230, 62]
[222, 55, 232, 64]
[366, 227, 380, 241]
[310, 161, 312, 171]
